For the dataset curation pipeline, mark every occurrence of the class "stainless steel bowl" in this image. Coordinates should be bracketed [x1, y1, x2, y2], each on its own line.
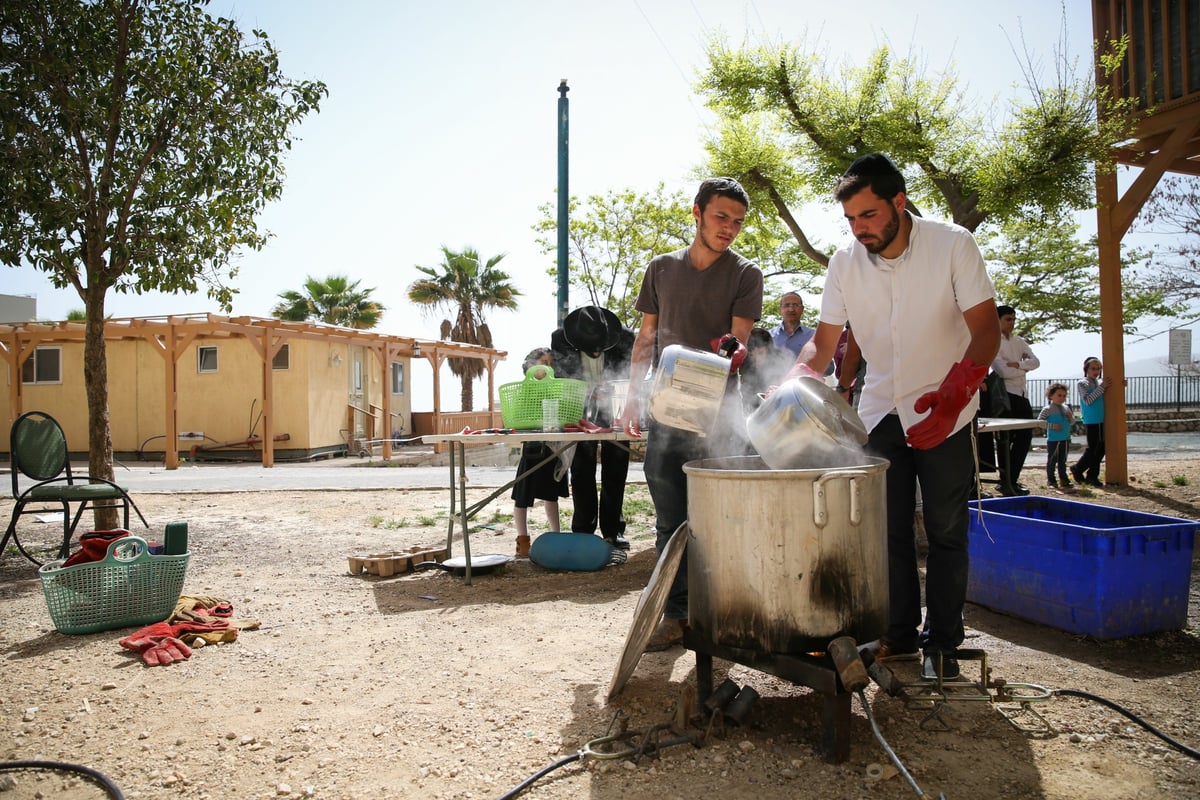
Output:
[746, 377, 869, 469]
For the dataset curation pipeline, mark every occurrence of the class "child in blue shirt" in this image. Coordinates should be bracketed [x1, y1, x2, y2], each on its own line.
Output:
[1038, 382, 1074, 489]
[1071, 356, 1111, 488]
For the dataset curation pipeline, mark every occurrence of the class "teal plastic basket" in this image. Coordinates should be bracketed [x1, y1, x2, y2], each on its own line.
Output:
[499, 365, 587, 430]
[38, 536, 190, 635]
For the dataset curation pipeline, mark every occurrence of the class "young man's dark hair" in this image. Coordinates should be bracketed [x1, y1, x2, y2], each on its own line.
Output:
[694, 176, 750, 211]
[996, 304, 1015, 317]
[834, 152, 907, 202]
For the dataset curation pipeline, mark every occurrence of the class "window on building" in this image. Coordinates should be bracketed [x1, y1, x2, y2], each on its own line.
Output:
[198, 346, 218, 373]
[21, 347, 62, 384]
[272, 344, 290, 371]
[391, 362, 405, 395]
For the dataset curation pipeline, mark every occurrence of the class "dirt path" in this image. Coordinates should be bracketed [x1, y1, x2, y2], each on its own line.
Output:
[2, 458, 1199, 799]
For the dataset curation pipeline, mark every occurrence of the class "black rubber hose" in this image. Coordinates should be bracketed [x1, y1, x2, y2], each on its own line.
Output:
[0, 760, 125, 799]
[1053, 688, 1200, 760]
[495, 751, 582, 800]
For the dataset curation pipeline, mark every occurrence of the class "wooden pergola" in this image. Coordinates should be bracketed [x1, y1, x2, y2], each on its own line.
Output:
[1093, 0, 1200, 484]
[0, 313, 506, 469]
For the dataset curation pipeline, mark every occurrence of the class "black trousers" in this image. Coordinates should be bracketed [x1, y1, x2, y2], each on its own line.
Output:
[998, 393, 1034, 488]
[569, 440, 630, 539]
[1074, 422, 1106, 481]
[867, 415, 974, 655]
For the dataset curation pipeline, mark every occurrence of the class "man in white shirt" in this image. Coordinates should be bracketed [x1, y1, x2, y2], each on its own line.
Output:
[788, 153, 1000, 683]
[991, 305, 1041, 496]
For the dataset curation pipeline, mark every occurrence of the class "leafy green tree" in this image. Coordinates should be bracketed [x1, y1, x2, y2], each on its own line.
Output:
[980, 215, 1179, 343]
[534, 184, 828, 330]
[533, 185, 692, 326]
[408, 247, 520, 411]
[1137, 175, 1200, 305]
[695, 30, 1133, 247]
[272, 275, 384, 329]
[0, 0, 326, 505]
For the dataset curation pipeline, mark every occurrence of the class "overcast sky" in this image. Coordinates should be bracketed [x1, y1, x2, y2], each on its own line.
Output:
[6, 0, 1186, 408]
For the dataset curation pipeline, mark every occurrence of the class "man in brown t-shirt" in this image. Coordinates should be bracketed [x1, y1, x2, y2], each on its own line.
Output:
[619, 177, 763, 651]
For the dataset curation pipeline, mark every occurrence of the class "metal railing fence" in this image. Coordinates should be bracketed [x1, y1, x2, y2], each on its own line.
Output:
[1026, 375, 1200, 412]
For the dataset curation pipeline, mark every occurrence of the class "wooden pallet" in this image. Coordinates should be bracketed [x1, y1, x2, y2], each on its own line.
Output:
[347, 546, 448, 577]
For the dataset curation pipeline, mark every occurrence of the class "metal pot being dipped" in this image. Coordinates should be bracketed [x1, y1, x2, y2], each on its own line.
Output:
[682, 454, 889, 654]
[746, 376, 869, 470]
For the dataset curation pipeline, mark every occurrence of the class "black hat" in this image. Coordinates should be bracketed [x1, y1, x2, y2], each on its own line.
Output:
[563, 306, 621, 352]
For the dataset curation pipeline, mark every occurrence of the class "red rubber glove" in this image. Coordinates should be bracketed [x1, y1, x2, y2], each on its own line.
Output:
[119, 622, 193, 666]
[781, 361, 823, 383]
[764, 361, 823, 397]
[710, 334, 747, 374]
[906, 359, 988, 450]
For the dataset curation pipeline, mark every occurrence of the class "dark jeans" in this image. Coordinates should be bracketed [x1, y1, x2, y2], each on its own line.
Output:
[644, 424, 709, 620]
[867, 414, 973, 655]
[1074, 422, 1105, 481]
[1046, 439, 1070, 483]
[998, 393, 1034, 488]
[569, 440, 630, 538]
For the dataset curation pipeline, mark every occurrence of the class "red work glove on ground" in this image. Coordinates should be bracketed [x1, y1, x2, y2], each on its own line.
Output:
[711, 334, 748, 373]
[906, 359, 988, 450]
[119, 622, 192, 666]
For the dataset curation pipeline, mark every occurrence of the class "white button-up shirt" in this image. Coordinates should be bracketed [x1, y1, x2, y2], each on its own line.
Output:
[819, 212, 995, 434]
[993, 333, 1040, 398]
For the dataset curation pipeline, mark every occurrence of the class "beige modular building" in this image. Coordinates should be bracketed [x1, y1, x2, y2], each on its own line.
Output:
[2, 314, 505, 467]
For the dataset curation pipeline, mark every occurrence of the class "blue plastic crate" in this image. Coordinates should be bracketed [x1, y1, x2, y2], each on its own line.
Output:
[968, 496, 1197, 639]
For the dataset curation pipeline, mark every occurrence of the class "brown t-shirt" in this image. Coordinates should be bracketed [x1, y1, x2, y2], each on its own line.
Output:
[635, 246, 763, 363]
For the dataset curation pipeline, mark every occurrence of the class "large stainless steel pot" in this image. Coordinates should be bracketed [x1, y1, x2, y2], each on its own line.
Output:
[683, 454, 888, 654]
[746, 376, 868, 469]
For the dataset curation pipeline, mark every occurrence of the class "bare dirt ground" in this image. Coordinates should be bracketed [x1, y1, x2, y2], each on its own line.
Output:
[2, 453, 1200, 800]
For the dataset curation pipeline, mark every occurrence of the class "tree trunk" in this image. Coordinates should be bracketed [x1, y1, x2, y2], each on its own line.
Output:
[83, 285, 119, 530]
[461, 375, 473, 413]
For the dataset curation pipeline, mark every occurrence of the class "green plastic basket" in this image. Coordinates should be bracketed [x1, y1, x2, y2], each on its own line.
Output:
[38, 536, 190, 635]
[499, 365, 587, 430]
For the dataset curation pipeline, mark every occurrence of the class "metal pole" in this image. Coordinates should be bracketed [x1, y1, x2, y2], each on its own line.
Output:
[556, 79, 570, 328]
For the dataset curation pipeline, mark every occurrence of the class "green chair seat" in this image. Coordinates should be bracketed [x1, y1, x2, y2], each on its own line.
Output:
[2, 411, 148, 566]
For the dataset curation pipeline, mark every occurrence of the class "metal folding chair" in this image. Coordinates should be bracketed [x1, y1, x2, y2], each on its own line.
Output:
[1, 411, 148, 565]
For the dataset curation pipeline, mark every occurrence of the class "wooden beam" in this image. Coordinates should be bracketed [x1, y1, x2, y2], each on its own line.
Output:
[1095, 168, 1129, 485]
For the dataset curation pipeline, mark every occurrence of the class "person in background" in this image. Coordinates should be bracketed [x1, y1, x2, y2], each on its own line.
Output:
[739, 327, 787, 413]
[772, 291, 833, 374]
[1039, 382, 1074, 490]
[1071, 356, 1111, 488]
[551, 306, 636, 549]
[511, 347, 567, 558]
[992, 305, 1040, 496]
[786, 153, 999, 683]
[618, 176, 763, 652]
[770, 291, 815, 357]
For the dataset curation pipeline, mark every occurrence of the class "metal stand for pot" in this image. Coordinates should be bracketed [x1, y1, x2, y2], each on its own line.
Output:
[683, 629, 853, 764]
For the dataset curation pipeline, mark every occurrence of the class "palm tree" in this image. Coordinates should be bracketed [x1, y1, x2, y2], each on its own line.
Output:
[408, 246, 520, 411]
[272, 275, 385, 329]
